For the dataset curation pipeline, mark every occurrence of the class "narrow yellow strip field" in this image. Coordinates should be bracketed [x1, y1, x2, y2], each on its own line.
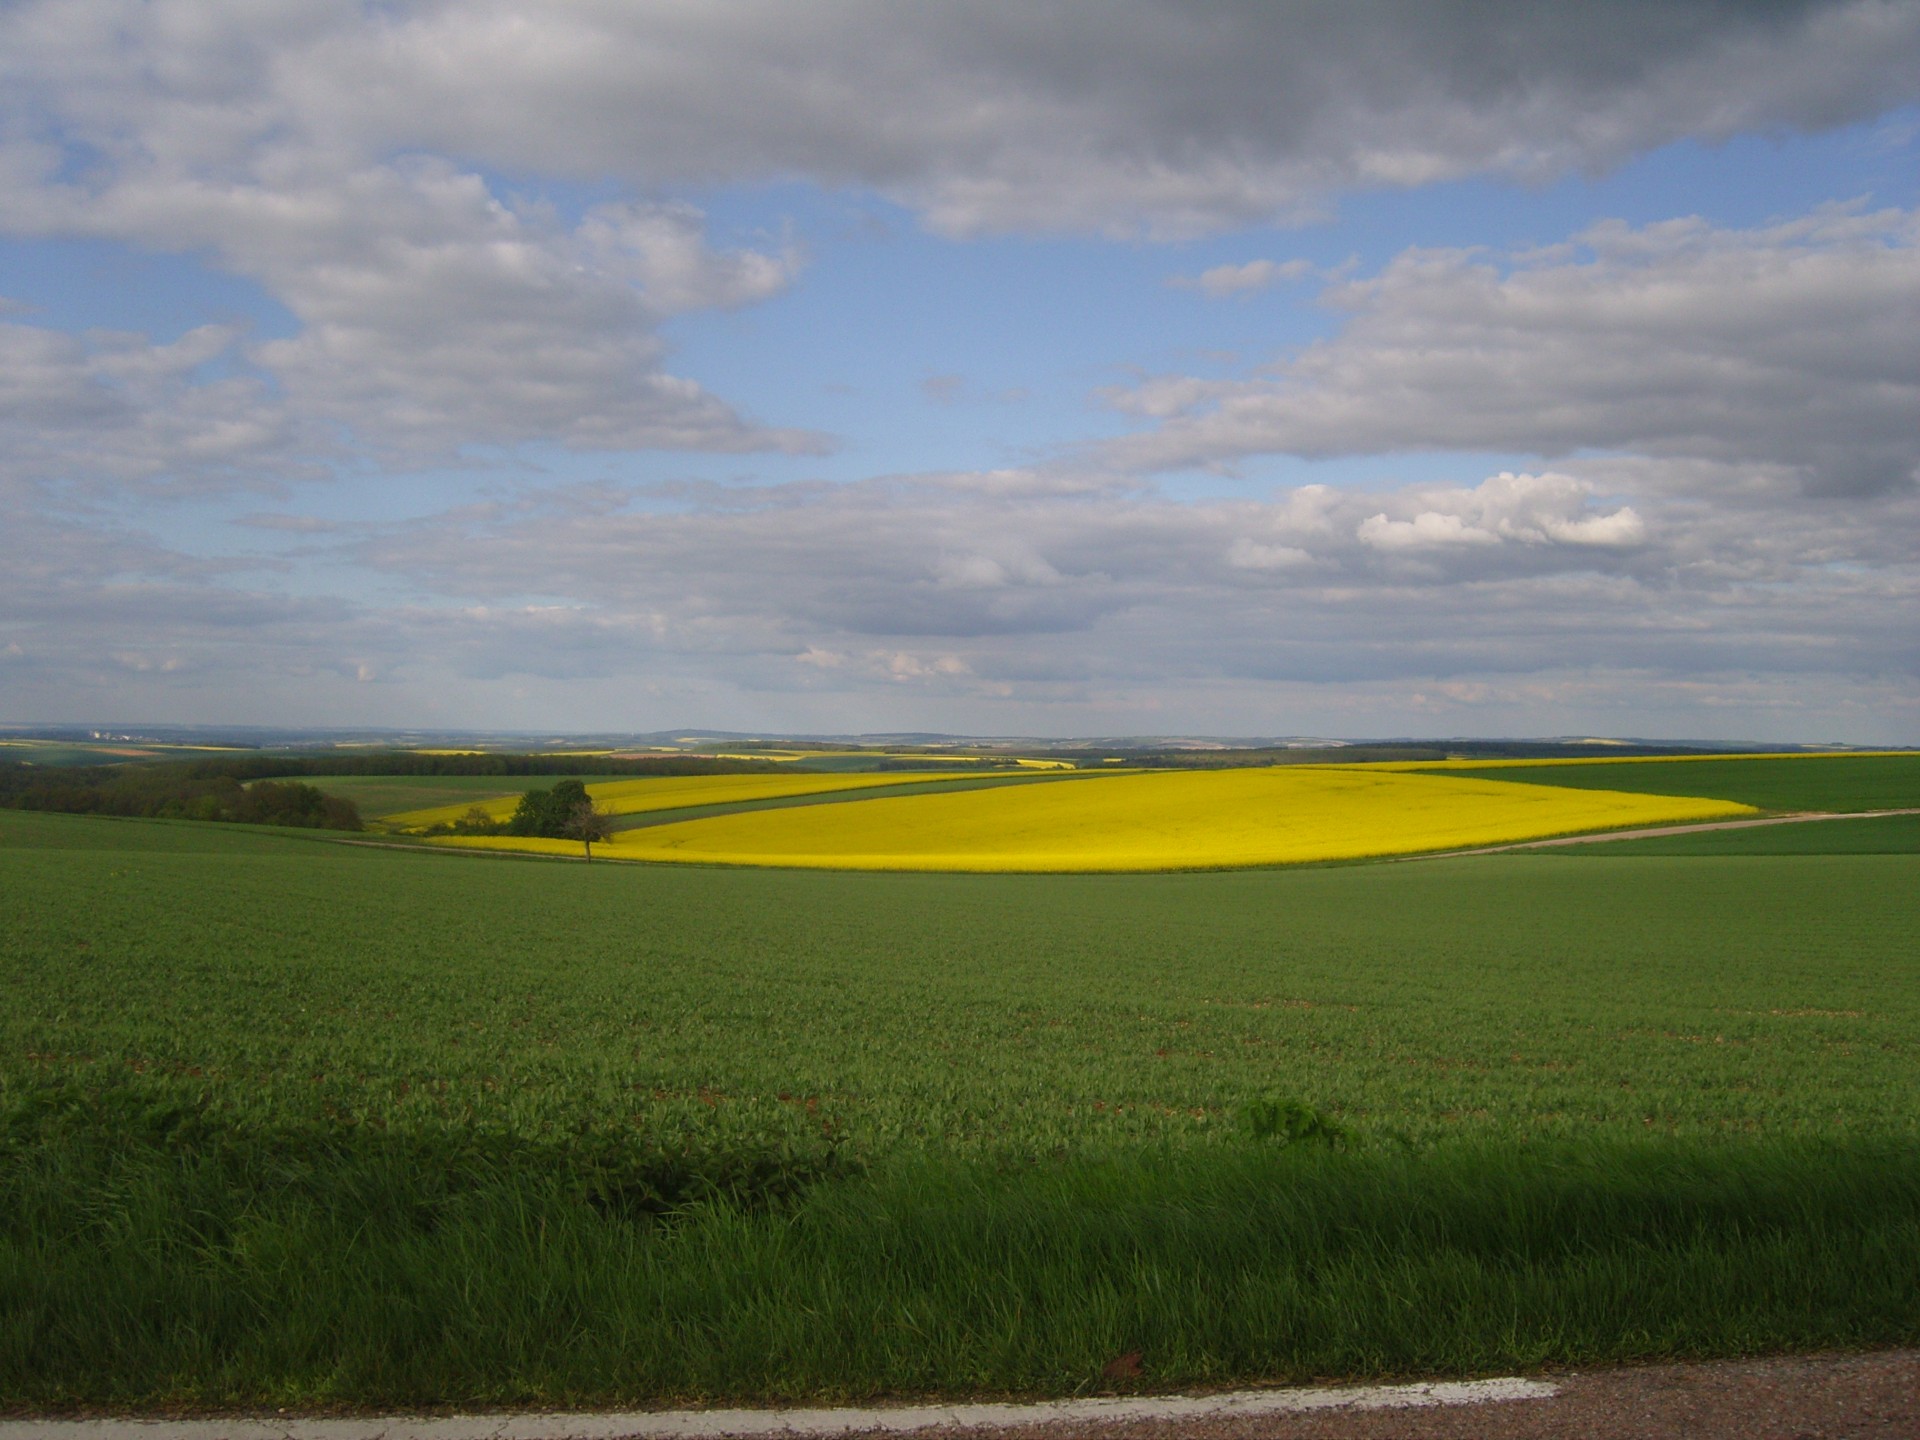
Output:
[606, 766, 1756, 872]
[391, 770, 998, 832]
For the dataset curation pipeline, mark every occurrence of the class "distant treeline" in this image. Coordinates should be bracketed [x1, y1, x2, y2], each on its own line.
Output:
[169, 752, 787, 781]
[0, 751, 783, 834]
[0, 765, 362, 831]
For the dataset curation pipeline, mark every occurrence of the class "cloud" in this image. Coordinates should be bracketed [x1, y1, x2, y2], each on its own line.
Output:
[0, 318, 310, 493]
[0, 12, 825, 474]
[6, 2, 1918, 244]
[230, 513, 341, 534]
[0, 477, 379, 713]
[1356, 473, 1647, 551]
[235, 179, 817, 458]
[2, 3, 1913, 490]
[1171, 259, 1317, 297]
[1108, 206, 1920, 495]
[318, 459, 1912, 699]
[4, 449, 1915, 735]
[341, 0, 1920, 236]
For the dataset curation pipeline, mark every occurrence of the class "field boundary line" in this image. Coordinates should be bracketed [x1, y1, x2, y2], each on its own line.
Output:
[0, 1378, 1559, 1439]
[1403, 807, 1920, 860]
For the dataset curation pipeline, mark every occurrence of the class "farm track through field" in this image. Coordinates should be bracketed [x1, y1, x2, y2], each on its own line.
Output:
[1410, 807, 1920, 859]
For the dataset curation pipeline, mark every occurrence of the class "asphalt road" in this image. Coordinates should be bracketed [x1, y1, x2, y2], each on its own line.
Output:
[2, 1351, 1913, 1440]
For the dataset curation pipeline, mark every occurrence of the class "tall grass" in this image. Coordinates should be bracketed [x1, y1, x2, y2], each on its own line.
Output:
[3, 1108, 1916, 1408]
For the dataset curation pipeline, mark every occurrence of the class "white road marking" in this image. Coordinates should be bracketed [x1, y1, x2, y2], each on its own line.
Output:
[0, 1377, 1559, 1440]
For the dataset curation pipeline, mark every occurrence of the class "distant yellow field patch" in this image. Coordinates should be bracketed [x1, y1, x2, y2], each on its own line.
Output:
[610, 767, 1756, 872]
[392, 770, 993, 833]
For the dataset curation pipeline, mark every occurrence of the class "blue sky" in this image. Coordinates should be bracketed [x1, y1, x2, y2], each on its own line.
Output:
[3, 2, 1918, 740]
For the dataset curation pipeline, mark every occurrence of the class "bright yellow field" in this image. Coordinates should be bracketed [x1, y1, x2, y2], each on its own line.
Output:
[607, 767, 1756, 872]
[429, 834, 602, 858]
[391, 770, 993, 832]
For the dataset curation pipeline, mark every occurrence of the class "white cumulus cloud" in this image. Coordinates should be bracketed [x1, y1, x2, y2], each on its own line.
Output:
[1109, 205, 1920, 497]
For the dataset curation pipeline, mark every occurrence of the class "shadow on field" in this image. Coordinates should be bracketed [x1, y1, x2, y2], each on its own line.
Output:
[4, 1077, 1918, 1410]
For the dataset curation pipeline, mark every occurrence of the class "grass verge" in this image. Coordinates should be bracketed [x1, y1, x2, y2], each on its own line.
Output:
[3, 1096, 1916, 1410]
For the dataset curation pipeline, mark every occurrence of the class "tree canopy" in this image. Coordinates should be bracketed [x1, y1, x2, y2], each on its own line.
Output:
[508, 779, 592, 838]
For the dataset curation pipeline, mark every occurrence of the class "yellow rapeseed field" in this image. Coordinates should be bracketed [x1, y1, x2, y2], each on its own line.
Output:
[607, 766, 1756, 872]
[428, 834, 598, 858]
[394, 770, 994, 833]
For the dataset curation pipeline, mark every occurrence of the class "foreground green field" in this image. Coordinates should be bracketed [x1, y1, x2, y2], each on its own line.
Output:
[8, 806, 1916, 1147]
[3, 801, 1918, 1406]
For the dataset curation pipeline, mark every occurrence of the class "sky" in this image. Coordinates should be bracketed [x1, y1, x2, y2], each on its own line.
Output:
[3, 1, 1918, 742]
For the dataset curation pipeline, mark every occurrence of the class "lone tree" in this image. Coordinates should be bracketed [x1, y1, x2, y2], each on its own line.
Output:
[564, 797, 614, 862]
[508, 779, 589, 837]
[507, 779, 613, 859]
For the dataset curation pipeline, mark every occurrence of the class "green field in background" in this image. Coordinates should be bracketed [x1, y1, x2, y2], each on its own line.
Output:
[302, 773, 599, 818]
[1562, 811, 1920, 856]
[1432, 752, 1920, 812]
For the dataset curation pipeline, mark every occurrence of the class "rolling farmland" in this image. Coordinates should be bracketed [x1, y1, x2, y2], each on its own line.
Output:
[1398, 751, 1920, 812]
[3, 756, 1920, 1413]
[1, 751, 1917, 1407]
[389, 768, 1007, 832]
[603, 765, 1752, 870]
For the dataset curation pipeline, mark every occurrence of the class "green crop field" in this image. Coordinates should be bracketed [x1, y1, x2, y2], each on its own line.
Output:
[1565, 811, 1920, 856]
[1424, 752, 1920, 812]
[3, 776, 1919, 1409]
[7, 807, 1918, 1149]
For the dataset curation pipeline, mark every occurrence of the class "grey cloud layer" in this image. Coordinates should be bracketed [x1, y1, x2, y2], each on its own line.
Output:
[1113, 207, 1920, 496]
[3, 1, 1916, 489]
[339, 463, 1914, 684]
[8, 3, 1918, 242]
[1, 7, 823, 471]
[5, 452, 1914, 732]
[59, 0, 1914, 237]
[0, 321, 314, 493]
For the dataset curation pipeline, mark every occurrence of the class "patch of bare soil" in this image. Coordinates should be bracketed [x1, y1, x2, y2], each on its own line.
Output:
[935, 1350, 1919, 1440]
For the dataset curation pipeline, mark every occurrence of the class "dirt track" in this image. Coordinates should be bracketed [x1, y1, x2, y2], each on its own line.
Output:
[1409, 806, 1920, 859]
[903, 1350, 1920, 1440]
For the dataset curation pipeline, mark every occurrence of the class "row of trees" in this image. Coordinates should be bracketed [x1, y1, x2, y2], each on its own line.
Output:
[171, 752, 783, 781]
[3, 761, 629, 854]
[0, 765, 362, 831]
